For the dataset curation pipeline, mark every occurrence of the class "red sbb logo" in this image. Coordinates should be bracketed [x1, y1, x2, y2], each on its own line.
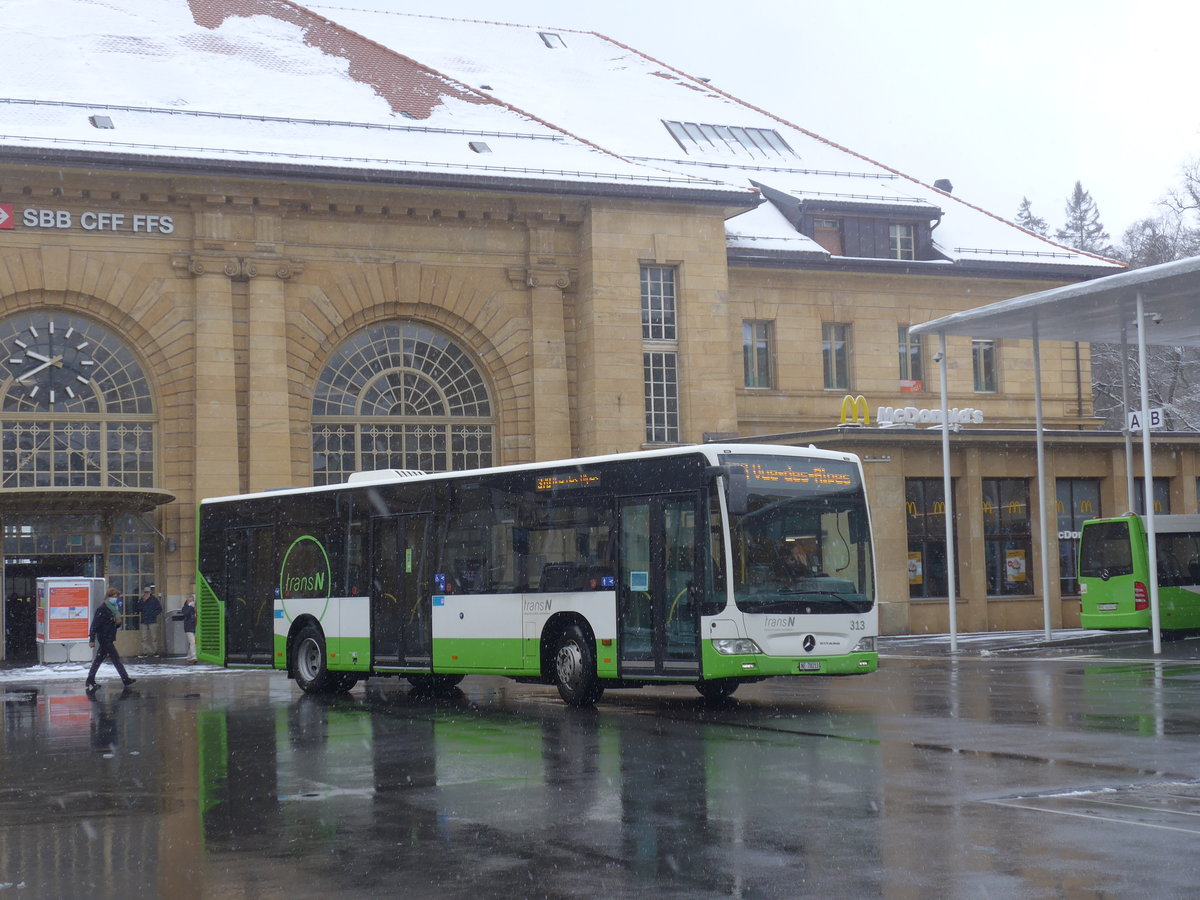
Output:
[0, 204, 13, 229]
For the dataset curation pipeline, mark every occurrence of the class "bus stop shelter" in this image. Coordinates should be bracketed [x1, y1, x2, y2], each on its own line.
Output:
[910, 254, 1200, 654]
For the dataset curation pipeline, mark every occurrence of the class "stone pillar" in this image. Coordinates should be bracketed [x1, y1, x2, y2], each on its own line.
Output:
[184, 256, 241, 500]
[244, 258, 302, 491]
[514, 266, 574, 461]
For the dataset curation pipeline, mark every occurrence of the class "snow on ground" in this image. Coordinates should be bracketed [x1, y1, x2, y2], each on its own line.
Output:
[0, 659, 251, 684]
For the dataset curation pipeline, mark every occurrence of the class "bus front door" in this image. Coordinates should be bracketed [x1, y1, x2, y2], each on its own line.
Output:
[370, 514, 432, 668]
[225, 526, 275, 665]
[618, 494, 701, 678]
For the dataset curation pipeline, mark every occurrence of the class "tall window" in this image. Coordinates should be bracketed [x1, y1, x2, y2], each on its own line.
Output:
[982, 478, 1033, 596]
[1133, 477, 1171, 515]
[906, 477, 957, 598]
[822, 323, 852, 390]
[889, 223, 915, 260]
[743, 321, 773, 388]
[898, 325, 924, 390]
[311, 322, 494, 484]
[972, 339, 998, 392]
[641, 266, 680, 443]
[640, 266, 676, 341]
[1057, 478, 1100, 596]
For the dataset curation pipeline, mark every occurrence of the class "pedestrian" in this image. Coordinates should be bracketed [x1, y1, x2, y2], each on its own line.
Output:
[85, 588, 135, 693]
[182, 593, 197, 662]
[139, 585, 163, 657]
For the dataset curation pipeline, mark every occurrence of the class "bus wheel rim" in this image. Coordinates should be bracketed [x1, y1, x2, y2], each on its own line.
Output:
[556, 641, 582, 686]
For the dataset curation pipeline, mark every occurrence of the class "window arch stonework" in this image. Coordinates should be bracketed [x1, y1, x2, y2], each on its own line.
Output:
[312, 321, 496, 483]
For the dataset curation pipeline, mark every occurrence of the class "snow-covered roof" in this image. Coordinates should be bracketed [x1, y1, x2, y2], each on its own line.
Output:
[2, 1, 1120, 272]
[1, 0, 752, 203]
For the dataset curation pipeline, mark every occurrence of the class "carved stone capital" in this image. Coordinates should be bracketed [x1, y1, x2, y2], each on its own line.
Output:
[508, 266, 574, 290]
[171, 254, 240, 278]
[243, 258, 305, 280]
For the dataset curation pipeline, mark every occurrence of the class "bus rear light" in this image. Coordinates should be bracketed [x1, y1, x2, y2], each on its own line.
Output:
[1134, 582, 1149, 611]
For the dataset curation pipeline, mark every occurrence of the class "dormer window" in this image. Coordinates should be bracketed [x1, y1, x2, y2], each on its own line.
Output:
[889, 223, 915, 260]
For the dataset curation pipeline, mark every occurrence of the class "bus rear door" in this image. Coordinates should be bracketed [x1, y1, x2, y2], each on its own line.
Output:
[618, 493, 701, 679]
[225, 525, 275, 665]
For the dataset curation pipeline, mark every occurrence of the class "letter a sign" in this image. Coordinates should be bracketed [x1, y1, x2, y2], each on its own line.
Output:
[1127, 408, 1164, 432]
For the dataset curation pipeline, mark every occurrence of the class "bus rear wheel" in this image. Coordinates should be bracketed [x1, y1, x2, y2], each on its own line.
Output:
[292, 625, 334, 694]
[553, 623, 603, 707]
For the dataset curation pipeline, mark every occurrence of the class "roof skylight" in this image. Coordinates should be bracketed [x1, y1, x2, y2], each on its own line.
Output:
[662, 120, 795, 159]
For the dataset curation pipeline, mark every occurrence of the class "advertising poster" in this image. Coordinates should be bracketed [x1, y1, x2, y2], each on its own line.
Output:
[1005, 549, 1027, 583]
[39, 581, 92, 642]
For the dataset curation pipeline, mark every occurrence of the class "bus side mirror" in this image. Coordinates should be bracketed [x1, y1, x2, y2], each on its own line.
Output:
[708, 464, 748, 515]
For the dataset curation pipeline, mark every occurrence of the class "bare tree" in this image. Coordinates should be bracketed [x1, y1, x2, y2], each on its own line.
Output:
[1093, 162, 1200, 431]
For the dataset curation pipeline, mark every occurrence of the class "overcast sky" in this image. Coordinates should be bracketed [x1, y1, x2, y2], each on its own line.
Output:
[319, 0, 1200, 241]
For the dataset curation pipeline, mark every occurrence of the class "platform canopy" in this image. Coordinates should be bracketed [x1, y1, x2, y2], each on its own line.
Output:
[910, 254, 1200, 655]
[909, 253, 1200, 345]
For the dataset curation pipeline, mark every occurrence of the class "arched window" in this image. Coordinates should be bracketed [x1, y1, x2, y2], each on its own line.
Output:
[0, 311, 155, 488]
[312, 322, 495, 483]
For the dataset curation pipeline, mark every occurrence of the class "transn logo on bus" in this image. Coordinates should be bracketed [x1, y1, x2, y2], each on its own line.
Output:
[764, 616, 795, 629]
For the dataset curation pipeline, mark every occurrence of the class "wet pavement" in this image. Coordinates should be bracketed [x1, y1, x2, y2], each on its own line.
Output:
[3, 632, 1200, 898]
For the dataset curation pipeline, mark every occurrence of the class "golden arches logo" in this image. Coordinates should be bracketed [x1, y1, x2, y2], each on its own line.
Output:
[905, 501, 918, 515]
[932, 501, 946, 514]
[1007, 500, 1024, 514]
[1079, 500, 1095, 513]
[839, 394, 870, 426]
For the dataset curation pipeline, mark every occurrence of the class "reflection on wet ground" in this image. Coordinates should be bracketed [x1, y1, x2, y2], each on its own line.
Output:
[2, 640, 1200, 897]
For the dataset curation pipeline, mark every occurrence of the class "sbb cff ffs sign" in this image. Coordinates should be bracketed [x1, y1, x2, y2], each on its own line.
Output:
[21, 208, 174, 233]
[0, 204, 13, 230]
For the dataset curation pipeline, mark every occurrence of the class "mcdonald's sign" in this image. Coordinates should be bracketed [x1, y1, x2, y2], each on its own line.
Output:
[932, 501, 945, 514]
[1079, 500, 1095, 513]
[905, 501, 918, 515]
[1006, 500, 1024, 515]
[839, 394, 870, 426]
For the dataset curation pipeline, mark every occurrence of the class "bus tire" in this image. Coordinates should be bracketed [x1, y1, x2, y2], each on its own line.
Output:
[331, 673, 359, 692]
[292, 625, 334, 694]
[696, 680, 739, 701]
[553, 622, 602, 707]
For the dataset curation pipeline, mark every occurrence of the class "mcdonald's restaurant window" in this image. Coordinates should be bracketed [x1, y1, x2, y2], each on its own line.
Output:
[822, 322, 852, 390]
[972, 339, 998, 392]
[906, 477, 958, 599]
[982, 478, 1033, 596]
[1133, 476, 1171, 515]
[742, 320, 774, 389]
[1056, 478, 1100, 597]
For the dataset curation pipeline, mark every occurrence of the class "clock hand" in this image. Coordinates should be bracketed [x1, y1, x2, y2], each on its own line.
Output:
[18, 354, 64, 381]
[26, 351, 51, 363]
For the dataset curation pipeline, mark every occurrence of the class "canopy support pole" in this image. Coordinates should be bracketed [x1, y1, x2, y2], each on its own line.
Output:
[1031, 318, 1053, 640]
[1136, 291, 1162, 654]
[938, 332, 958, 652]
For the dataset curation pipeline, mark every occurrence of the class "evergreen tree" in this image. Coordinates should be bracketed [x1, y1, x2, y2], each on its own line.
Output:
[1055, 181, 1111, 254]
[1015, 196, 1049, 235]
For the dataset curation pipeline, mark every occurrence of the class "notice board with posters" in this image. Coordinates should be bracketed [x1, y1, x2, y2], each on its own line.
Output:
[36, 578, 106, 663]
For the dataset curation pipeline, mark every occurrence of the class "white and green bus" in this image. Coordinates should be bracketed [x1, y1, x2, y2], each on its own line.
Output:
[195, 444, 878, 705]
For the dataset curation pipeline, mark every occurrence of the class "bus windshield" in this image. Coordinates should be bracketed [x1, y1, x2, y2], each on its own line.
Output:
[727, 456, 874, 615]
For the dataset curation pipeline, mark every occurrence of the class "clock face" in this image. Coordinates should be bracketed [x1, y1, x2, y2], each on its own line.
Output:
[0, 312, 151, 414]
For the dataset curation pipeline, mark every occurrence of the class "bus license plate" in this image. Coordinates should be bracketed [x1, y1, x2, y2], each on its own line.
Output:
[798, 661, 821, 671]
[1098, 603, 1118, 611]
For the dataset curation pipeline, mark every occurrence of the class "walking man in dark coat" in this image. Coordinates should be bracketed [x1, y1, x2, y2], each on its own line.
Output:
[85, 588, 135, 693]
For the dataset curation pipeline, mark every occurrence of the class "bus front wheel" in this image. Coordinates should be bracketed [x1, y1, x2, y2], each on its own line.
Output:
[553, 623, 603, 707]
[292, 625, 334, 694]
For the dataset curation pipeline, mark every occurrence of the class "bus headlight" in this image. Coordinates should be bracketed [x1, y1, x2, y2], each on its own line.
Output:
[852, 636, 875, 653]
[712, 638, 762, 655]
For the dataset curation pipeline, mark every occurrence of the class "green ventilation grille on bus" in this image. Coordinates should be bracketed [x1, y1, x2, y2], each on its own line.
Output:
[197, 577, 224, 661]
